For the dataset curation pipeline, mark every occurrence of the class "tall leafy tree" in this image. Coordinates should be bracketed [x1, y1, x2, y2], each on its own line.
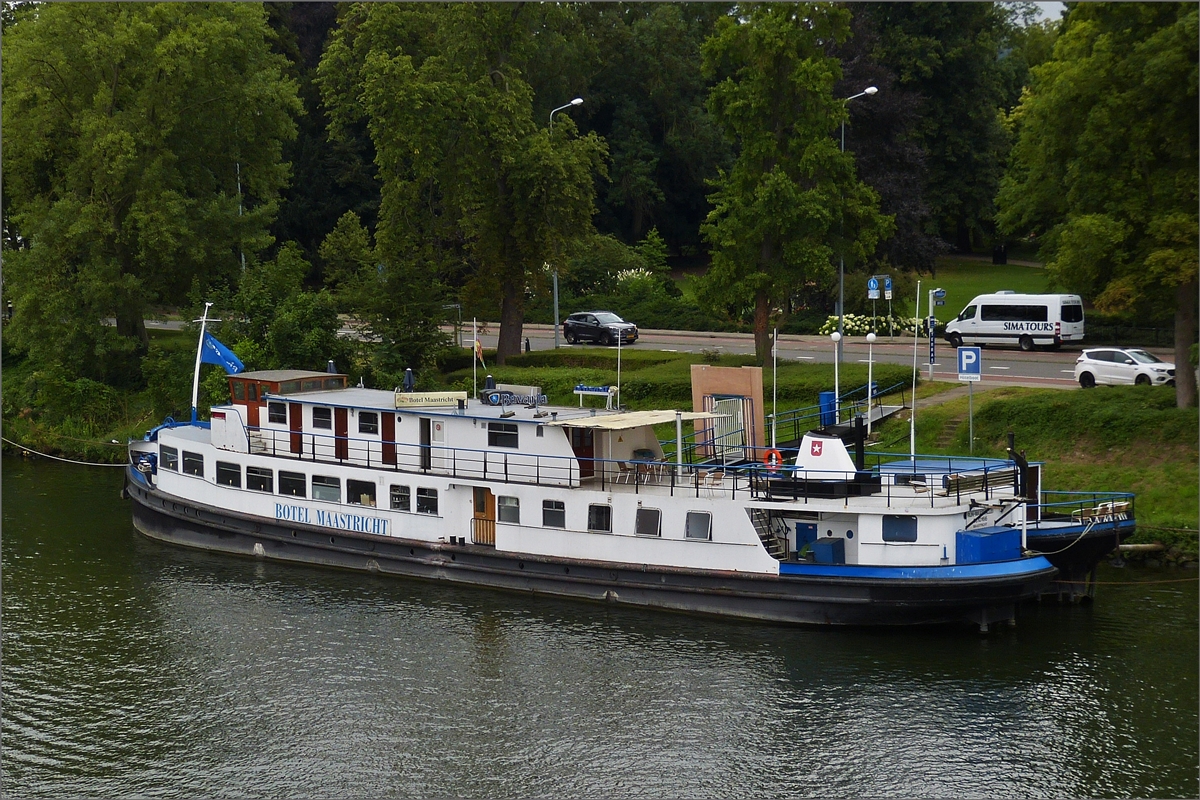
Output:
[578, 4, 732, 254]
[698, 3, 893, 365]
[863, 2, 1015, 252]
[320, 3, 607, 364]
[998, 2, 1198, 407]
[2, 3, 300, 384]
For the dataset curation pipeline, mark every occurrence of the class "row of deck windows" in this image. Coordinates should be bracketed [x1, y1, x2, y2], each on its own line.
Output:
[262, 403, 516, 446]
[163, 446, 709, 540]
[495, 497, 710, 541]
[161, 446, 439, 514]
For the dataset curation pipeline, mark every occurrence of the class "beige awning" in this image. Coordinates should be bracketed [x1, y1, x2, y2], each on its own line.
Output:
[543, 410, 726, 430]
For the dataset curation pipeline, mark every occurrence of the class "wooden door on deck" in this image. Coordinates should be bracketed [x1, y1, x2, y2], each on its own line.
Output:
[289, 403, 303, 454]
[381, 412, 396, 465]
[472, 487, 496, 545]
[334, 408, 348, 460]
[570, 428, 595, 478]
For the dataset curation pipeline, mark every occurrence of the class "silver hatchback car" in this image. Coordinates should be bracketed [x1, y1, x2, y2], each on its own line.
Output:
[1074, 347, 1176, 388]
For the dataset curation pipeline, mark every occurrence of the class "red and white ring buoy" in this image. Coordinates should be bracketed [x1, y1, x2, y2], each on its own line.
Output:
[763, 448, 784, 472]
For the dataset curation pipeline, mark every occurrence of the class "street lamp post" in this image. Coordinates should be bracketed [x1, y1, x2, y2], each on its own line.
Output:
[866, 331, 876, 437]
[549, 98, 583, 349]
[830, 331, 842, 425]
[836, 86, 878, 366]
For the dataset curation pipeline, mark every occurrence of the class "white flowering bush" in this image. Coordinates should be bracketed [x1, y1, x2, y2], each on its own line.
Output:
[817, 315, 944, 336]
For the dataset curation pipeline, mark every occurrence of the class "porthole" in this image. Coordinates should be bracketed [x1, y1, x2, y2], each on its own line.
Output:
[826, 529, 833, 537]
[519, 562, 525, 570]
[846, 530, 854, 539]
[564, 566, 570, 574]
[330, 536, 336, 544]
[450, 553, 457, 562]
[291, 531, 297, 538]
[410, 548, 415, 555]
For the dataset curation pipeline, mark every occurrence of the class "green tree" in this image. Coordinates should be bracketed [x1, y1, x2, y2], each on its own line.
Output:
[2, 3, 300, 385]
[863, 2, 1016, 252]
[698, 3, 893, 365]
[320, 3, 608, 365]
[997, 2, 1198, 407]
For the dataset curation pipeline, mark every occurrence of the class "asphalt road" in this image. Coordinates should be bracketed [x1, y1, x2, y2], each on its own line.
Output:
[455, 322, 1182, 390]
[148, 316, 1176, 390]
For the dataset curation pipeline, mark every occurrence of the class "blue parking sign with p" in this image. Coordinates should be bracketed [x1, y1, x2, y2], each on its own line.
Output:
[957, 346, 982, 382]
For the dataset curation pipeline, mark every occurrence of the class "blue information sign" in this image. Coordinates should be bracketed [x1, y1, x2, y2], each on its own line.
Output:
[883, 276, 893, 300]
[957, 346, 982, 382]
[867, 277, 880, 300]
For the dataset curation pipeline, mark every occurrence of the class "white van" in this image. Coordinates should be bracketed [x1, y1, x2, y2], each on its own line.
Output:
[943, 292, 1085, 351]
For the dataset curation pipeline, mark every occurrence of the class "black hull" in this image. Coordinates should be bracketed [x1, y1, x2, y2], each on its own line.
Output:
[1026, 523, 1133, 600]
[126, 477, 1056, 630]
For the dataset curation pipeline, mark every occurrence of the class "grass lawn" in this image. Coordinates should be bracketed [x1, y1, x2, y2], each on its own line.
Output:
[928, 256, 1050, 324]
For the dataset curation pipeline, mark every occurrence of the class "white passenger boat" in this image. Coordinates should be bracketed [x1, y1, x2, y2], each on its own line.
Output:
[117, 343, 1149, 632]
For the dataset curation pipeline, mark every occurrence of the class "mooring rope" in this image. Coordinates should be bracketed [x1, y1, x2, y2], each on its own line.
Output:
[1054, 576, 1199, 586]
[1, 437, 127, 468]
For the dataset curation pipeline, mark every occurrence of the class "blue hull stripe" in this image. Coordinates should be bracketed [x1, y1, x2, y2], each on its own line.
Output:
[779, 556, 1054, 581]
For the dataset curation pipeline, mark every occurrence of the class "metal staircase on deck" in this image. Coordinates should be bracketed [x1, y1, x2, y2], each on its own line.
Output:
[748, 508, 790, 560]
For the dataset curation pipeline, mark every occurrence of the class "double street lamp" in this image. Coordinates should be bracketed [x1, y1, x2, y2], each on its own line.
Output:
[836, 85, 878, 365]
[549, 97, 584, 348]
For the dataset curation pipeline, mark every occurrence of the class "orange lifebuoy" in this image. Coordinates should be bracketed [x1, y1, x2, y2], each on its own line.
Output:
[763, 448, 784, 472]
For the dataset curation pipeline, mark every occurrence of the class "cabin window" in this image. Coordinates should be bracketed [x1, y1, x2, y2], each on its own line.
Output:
[324, 377, 345, 390]
[359, 411, 379, 435]
[182, 451, 204, 477]
[542, 500, 565, 528]
[279, 471, 306, 498]
[232, 382, 246, 401]
[312, 475, 341, 503]
[588, 504, 612, 533]
[685, 511, 712, 540]
[487, 422, 519, 448]
[347, 479, 376, 507]
[635, 508, 661, 537]
[248, 384, 259, 402]
[882, 515, 918, 543]
[280, 380, 302, 394]
[536, 426, 544, 438]
[216, 461, 242, 488]
[497, 496, 520, 524]
[160, 445, 179, 472]
[390, 485, 410, 511]
[312, 407, 332, 429]
[416, 488, 438, 515]
[247, 467, 273, 493]
[268, 402, 287, 424]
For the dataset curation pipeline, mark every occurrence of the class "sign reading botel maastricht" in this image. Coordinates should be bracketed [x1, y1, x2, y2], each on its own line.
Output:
[394, 391, 468, 408]
[957, 347, 982, 382]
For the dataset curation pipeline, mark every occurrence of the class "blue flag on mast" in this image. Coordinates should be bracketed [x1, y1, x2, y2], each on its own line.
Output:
[200, 332, 245, 374]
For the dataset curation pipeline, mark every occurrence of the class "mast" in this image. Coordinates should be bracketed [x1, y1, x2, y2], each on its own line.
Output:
[190, 302, 214, 423]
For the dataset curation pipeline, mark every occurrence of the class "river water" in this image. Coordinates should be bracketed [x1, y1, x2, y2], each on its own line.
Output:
[2, 455, 1197, 799]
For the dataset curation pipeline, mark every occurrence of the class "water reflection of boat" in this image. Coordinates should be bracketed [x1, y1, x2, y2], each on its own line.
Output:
[123, 353, 1129, 631]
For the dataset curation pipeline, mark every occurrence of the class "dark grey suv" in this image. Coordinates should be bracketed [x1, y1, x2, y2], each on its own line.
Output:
[562, 311, 638, 345]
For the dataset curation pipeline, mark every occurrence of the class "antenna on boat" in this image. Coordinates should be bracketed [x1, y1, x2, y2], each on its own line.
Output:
[190, 302, 220, 424]
[910, 280, 920, 467]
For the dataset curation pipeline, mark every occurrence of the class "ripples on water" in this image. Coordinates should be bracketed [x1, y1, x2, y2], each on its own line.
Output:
[3, 457, 1196, 798]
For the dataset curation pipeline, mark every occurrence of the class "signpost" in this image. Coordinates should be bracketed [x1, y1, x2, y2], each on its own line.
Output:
[883, 276, 893, 337]
[957, 346, 982, 454]
[867, 277, 880, 334]
[927, 287, 945, 380]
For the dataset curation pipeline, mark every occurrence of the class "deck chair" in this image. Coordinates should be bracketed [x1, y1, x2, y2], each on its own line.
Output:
[616, 461, 635, 484]
[704, 470, 725, 496]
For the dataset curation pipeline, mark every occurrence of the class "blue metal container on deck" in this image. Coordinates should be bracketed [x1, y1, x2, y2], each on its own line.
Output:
[818, 391, 837, 427]
[812, 537, 846, 565]
[956, 526, 1022, 564]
